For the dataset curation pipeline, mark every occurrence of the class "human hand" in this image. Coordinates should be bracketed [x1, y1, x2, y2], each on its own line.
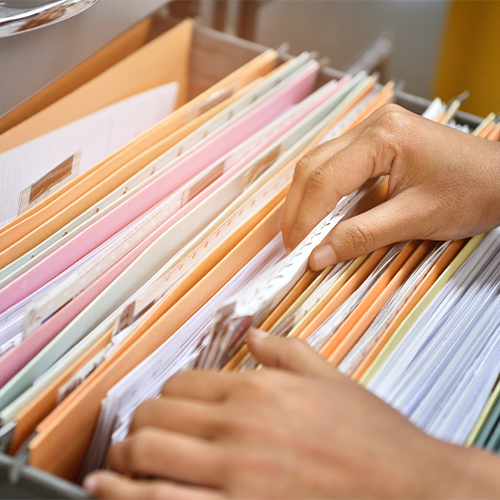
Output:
[281, 104, 500, 270]
[83, 330, 500, 499]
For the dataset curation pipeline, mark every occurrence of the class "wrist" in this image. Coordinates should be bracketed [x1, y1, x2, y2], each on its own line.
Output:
[424, 442, 500, 499]
[476, 140, 500, 233]
[453, 446, 500, 499]
[393, 430, 500, 499]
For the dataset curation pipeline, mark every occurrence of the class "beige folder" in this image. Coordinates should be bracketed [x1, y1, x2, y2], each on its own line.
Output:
[0, 17, 154, 137]
[0, 35, 277, 265]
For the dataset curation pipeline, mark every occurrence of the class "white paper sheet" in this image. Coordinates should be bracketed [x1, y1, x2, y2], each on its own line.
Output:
[0, 82, 179, 224]
[80, 235, 285, 478]
[368, 229, 500, 445]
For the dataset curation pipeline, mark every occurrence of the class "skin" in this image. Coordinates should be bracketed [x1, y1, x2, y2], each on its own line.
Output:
[84, 105, 500, 499]
[281, 104, 500, 270]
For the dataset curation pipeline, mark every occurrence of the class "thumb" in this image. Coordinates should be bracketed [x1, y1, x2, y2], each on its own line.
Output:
[247, 329, 338, 379]
[309, 194, 424, 270]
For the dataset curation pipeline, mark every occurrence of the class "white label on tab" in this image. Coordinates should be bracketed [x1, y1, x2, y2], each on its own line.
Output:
[188, 81, 240, 122]
[241, 143, 284, 190]
[17, 150, 81, 216]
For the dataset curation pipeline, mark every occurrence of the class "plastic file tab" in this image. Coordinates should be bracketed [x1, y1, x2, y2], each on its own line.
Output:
[18, 151, 81, 217]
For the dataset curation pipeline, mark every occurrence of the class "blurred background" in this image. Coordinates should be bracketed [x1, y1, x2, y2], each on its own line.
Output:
[1, 0, 499, 118]
[217, 0, 500, 118]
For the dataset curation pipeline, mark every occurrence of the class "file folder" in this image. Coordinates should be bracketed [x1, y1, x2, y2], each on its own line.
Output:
[1, 6, 497, 498]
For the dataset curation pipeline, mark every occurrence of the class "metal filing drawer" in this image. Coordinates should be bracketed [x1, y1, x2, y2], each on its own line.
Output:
[0, 0, 168, 118]
[0, 3, 481, 498]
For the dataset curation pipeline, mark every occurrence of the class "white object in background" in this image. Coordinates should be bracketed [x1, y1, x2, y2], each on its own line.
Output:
[0, 81, 179, 224]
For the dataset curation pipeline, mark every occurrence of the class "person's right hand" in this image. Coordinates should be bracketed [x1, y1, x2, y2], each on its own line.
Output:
[281, 104, 500, 270]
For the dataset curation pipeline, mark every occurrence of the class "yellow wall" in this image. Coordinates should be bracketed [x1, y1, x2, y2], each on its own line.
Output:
[435, 0, 500, 117]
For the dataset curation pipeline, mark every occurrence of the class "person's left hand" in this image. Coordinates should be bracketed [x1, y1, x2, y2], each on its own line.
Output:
[83, 330, 500, 499]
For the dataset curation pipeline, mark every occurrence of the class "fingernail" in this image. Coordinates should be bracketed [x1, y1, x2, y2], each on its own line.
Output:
[249, 329, 268, 340]
[83, 474, 100, 495]
[311, 244, 337, 270]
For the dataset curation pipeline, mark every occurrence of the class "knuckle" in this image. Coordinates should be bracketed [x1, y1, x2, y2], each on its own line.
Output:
[130, 399, 157, 431]
[237, 373, 266, 395]
[218, 449, 243, 483]
[246, 450, 279, 476]
[303, 167, 340, 215]
[125, 429, 154, 472]
[225, 449, 278, 488]
[306, 167, 328, 193]
[375, 105, 413, 140]
[228, 413, 263, 436]
[341, 222, 377, 256]
[378, 102, 403, 116]
[161, 371, 186, 395]
[237, 451, 257, 474]
[234, 372, 275, 401]
[227, 446, 272, 482]
[293, 157, 314, 180]
[308, 168, 325, 188]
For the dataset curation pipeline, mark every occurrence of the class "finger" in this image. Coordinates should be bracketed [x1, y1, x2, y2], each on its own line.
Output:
[286, 126, 399, 251]
[281, 104, 399, 249]
[83, 470, 223, 500]
[247, 329, 339, 379]
[309, 192, 428, 270]
[130, 398, 220, 439]
[282, 138, 355, 249]
[161, 370, 235, 402]
[108, 428, 225, 487]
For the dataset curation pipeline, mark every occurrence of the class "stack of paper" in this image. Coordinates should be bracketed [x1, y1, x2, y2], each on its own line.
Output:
[1, 16, 500, 487]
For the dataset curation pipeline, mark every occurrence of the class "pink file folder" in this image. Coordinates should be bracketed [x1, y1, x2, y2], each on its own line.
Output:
[0, 69, 349, 387]
[0, 63, 320, 316]
[0, 64, 337, 385]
